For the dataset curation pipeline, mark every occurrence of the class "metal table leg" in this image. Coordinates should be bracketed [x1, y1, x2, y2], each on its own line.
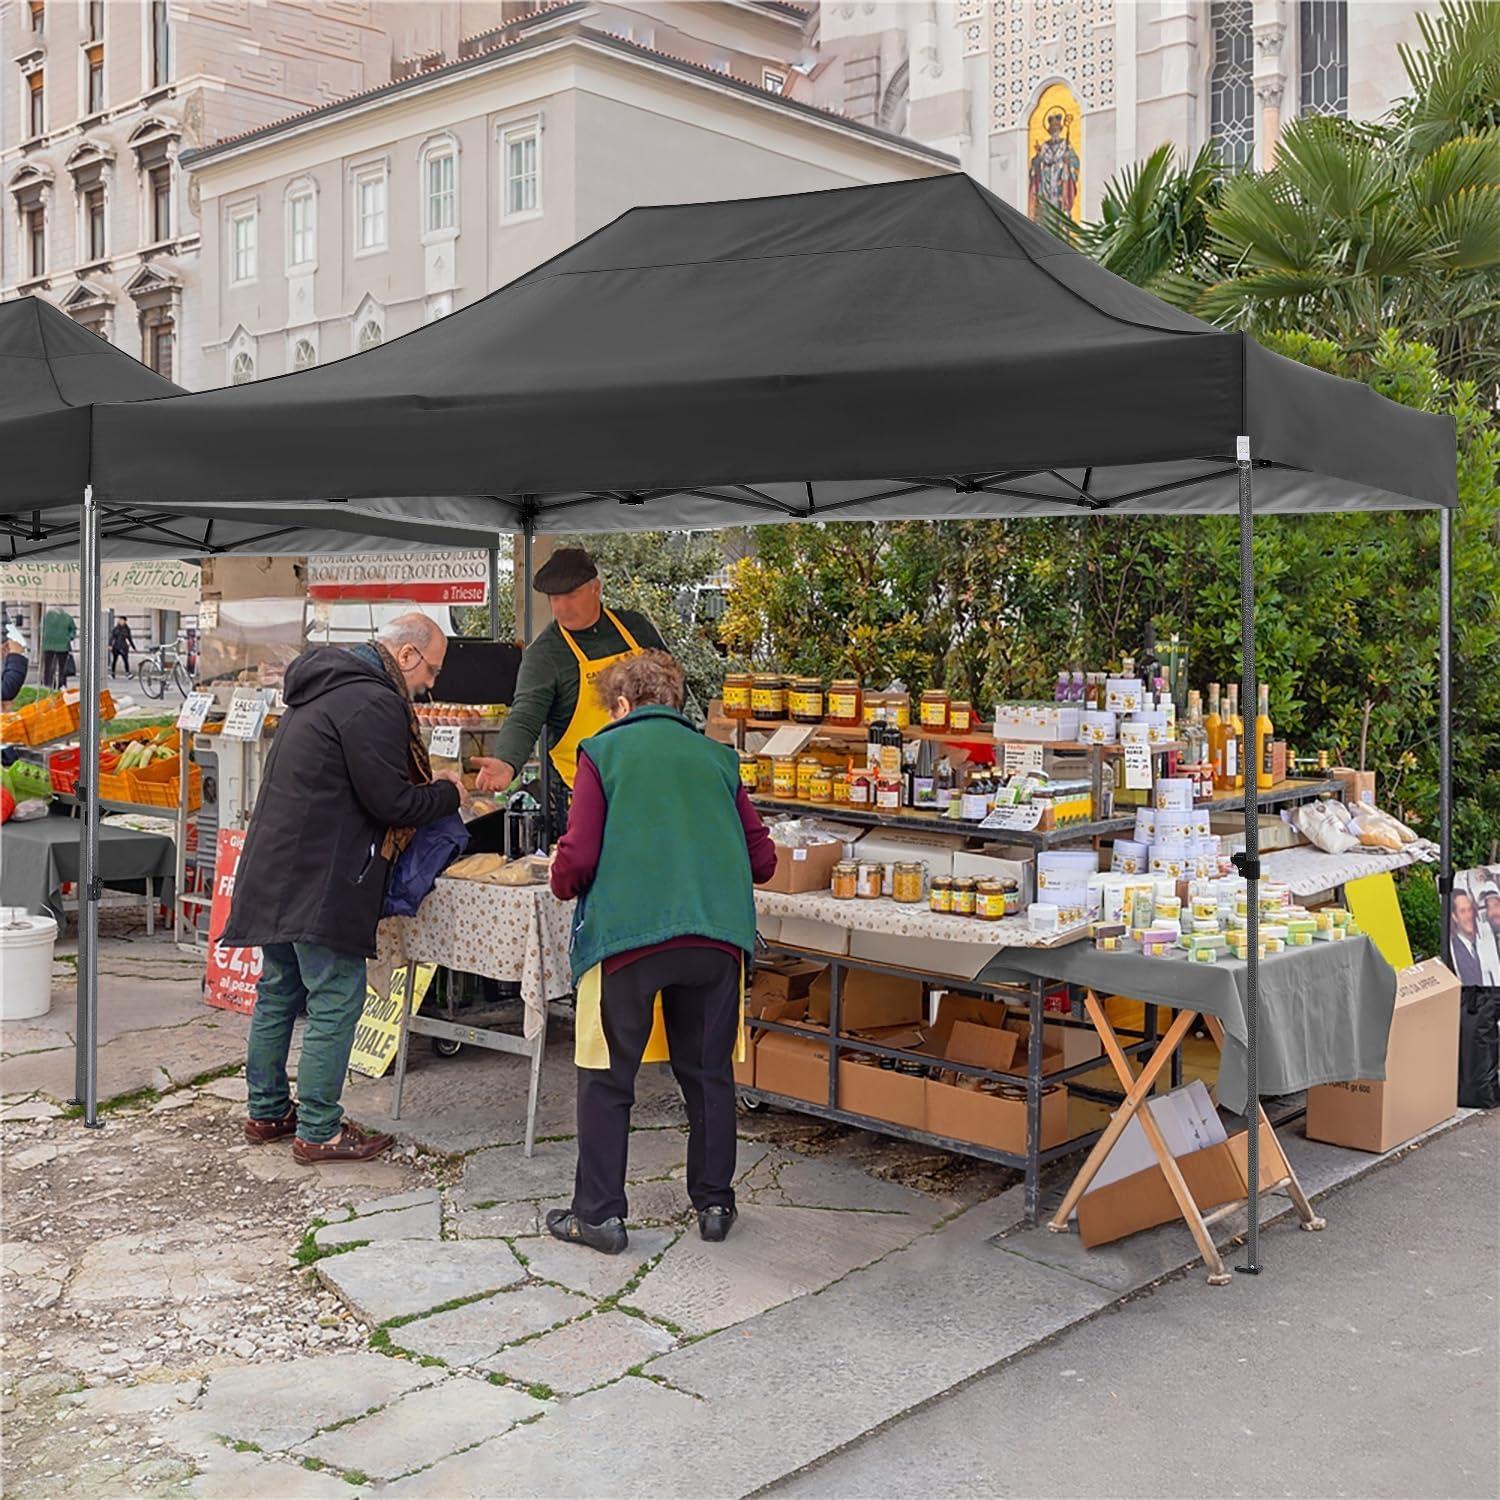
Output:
[523, 1002, 548, 1159]
[1024, 975, 1044, 1225]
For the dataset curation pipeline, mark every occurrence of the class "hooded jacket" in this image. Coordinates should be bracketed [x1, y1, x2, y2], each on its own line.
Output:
[221, 645, 460, 957]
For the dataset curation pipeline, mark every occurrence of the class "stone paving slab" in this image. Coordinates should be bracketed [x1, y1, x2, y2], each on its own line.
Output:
[198, 1076, 249, 1103]
[68, 1227, 284, 1306]
[65, 1378, 203, 1417]
[511, 1227, 678, 1301]
[621, 1179, 697, 1225]
[450, 1201, 544, 1239]
[188, 1354, 440, 1452]
[624, 1128, 688, 1180]
[316, 1241, 526, 1325]
[0, 1026, 70, 1057]
[296, 1377, 546, 1480]
[628, 1203, 928, 1337]
[752, 1153, 960, 1223]
[451, 1141, 579, 1209]
[389, 1284, 591, 1366]
[314, 1200, 441, 1248]
[187, 1447, 371, 1499]
[480, 1310, 675, 1394]
[352, 1187, 441, 1217]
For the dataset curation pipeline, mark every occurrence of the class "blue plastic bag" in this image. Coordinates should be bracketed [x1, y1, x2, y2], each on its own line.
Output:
[382, 813, 471, 917]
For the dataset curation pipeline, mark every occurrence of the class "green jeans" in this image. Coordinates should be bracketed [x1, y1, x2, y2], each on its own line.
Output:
[246, 942, 367, 1144]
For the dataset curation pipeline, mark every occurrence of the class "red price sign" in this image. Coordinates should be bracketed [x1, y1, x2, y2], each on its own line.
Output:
[203, 828, 262, 1013]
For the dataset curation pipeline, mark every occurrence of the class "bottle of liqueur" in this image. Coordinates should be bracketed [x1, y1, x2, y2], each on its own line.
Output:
[1255, 684, 1274, 790]
[1223, 684, 1245, 791]
[1205, 682, 1225, 787]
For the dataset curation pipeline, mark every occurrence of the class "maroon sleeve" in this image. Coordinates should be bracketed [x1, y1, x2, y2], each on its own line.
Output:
[550, 752, 606, 900]
[736, 785, 779, 885]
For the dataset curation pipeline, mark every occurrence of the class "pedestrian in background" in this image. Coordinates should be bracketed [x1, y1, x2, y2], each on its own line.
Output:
[109, 617, 135, 678]
[40, 606, 74, 690]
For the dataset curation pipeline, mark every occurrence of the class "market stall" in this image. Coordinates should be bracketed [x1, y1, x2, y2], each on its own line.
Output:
[39, 176, 1458, 1271]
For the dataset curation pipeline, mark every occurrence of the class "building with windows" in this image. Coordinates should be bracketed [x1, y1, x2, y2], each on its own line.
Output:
[182, 1, 952, 384]
[799, 1, 1433, 222]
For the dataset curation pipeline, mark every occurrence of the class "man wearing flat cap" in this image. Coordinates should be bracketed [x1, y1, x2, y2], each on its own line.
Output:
[473, 547, 666, 796]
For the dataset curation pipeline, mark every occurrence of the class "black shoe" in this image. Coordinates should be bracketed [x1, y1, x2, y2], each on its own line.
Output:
[698, 1206, 737, 1243]
[545, 1208, 628, 1256]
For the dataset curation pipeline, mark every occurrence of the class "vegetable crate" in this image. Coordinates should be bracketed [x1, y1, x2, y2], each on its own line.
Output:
[2, 758, 53, 804]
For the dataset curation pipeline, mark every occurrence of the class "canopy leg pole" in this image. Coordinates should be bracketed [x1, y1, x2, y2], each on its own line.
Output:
[78, 485, 103, 1129]
[521, 513, 552, 849]
[1234, 438, 1260, 1274]
[1439, 507, 1453, 966]
[487, 543, 502, 642]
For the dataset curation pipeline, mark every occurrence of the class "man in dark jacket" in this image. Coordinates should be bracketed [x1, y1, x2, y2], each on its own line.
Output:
[226, 613, 464, 1163]
[108, 618, 135, 677]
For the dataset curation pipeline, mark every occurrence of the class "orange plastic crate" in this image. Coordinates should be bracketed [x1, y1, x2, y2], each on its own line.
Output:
[0, 713, 27, 745]
[96, 771, 134, 803]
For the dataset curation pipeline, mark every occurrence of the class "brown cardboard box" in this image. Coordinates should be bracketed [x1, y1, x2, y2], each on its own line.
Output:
[1330, 766, 1377, 807]
[763, 839, 846, 895]
[749, 958, 825, 1014]
[808, 968, 925, 1031]
[753, 1029, 831, 1105]
[1000, 1015, 1069, 1076]
[837, 1057, 926, 1130]
[924, 1076, 1068, 1153]
[1076, 1122, 1288, 1247]
[1305, 957, 1460, 1153]
[1269, 740, 1289, 786]
[943, 1019, 1020, 1075]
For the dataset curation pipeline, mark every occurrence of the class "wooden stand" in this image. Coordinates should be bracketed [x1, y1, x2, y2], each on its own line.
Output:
[1046, 989, 1324, 1284]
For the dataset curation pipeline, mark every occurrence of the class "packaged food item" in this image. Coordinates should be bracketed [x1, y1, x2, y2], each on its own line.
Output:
[919, 690, 950, 731]
[808, 769, 833, 804]
[737, 752, 760, 791]
[893, 861, 925, 904]
[953, 877, 978, 917]
[831, 861, 859, 900]
[929, 876, 954, 914]
[723, 673, 753, 719]
[772, 757, 798, 799]
[789, 678, 824, 724]
[796, 756, 821, 801]
[1028, 901, 1059, 933]
[975, 878, 1007, 919]
[751, 674, 786, 722]
[875, 775, 902, 810]
[856, 862, 884, 899]
[948, 701, 974, 733]
[826, 679, 863, 726]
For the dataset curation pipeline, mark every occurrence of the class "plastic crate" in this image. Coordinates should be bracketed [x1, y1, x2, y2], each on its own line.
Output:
[3, 758, 53, 804]
[0, 712, 27, 745]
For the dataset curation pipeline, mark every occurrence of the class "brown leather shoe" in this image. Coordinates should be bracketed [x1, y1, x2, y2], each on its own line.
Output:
[291, 1121, 395, 1165]
[243, 1107, 297, 1145]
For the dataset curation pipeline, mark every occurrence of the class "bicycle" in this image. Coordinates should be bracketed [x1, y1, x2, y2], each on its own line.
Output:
[136, 638, 193, 700]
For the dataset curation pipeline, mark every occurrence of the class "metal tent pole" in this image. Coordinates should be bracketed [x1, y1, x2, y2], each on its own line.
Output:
[487, 543, 502, 641]
[77, 485, 103, 1128]
[1234, 437, 1260, 1273]
[1439, 507, 1453, 966]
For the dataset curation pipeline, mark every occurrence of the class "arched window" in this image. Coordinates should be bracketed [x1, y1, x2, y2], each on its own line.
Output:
[231, 351, 254, 384]
[292, 339, 316, 369]
[1299, 1, 1348, 117]
[1209, 0, 1254, 171]
[357, 320, 383, 351]
[419, 135, 458, 237]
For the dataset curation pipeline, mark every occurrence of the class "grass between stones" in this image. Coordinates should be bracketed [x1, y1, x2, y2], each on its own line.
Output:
[290, 1221, 368, 1267]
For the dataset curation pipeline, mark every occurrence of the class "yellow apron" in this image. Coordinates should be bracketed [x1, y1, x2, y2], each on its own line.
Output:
[574, 956, 748, 1070]
[549, 608, 645, 789]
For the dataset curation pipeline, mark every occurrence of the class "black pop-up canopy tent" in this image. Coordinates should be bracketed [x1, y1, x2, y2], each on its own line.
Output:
[80, 175, 1457, 1269]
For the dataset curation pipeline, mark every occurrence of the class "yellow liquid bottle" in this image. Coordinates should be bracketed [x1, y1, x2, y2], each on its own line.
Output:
[1255, 683, 1274, 791]
[1224, 684, 1245, 791]
[1204, 681, 1225, 789]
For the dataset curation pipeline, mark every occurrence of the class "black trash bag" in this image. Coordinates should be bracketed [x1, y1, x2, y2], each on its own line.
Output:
[1458, 986, 1500, 1111]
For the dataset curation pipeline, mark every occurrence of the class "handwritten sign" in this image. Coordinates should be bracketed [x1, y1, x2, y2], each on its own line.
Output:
[348, 965, 437, 1078]
[221, 693, 267, 741]
[177, 692, 215, 732]
[428, 724, 461, 759]
[1121, 723, 1153, 791]
[978, 803, 1045, 832]
[198, 600, 219, 630]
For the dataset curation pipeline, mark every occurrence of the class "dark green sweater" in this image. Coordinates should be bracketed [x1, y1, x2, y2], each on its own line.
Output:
[492, 607, 664, 771]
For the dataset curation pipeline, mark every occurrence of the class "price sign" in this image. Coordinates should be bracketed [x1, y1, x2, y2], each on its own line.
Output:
[978, 803, 1045, 832]
[1002, 742, 1045, 776]
[221, 693, 268, 741]
[428, 724, 462, 759]
[177, 692, 215, 732]
[1121, 723, 1153, 791]
[203, 829, 260, 1014]
[198, 600, 219, 630]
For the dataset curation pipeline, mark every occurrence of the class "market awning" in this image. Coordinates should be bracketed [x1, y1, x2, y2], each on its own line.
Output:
[90, 174, 1456, 525]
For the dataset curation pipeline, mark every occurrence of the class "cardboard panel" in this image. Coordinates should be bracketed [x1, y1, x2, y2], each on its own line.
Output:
[776, 917, 851, 955]
[808, 968, 925, 1030]
[924, 1078, 1068, 1154]
[847, 930, 998, 981]
[752, 1029, 831, 1105]
[763, 840, 846, 894]
[837, 1059, 926, 1130]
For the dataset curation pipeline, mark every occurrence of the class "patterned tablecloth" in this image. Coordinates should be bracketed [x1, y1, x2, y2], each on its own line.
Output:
[1260, 841, 1438, 898]
[752, 888, 1085, 949]
[375, 877, 576, 1041]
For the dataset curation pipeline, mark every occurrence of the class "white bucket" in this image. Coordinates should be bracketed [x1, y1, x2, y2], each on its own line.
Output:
[0, 907, 59, 1021]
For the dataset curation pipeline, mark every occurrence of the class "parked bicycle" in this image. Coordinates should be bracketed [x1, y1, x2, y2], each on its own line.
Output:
[136, 637, 193, 700]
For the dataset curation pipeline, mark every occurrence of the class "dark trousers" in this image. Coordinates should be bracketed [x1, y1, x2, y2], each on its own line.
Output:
[110, 648, 129, 675]
[42, 650, 68, 689]
[574, 946, 740, 1225]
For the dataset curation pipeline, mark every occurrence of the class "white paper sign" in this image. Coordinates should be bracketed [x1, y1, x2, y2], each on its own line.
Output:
[198, 600, 219, 630]
[1121, 723, 1153, 791]
[221, 693, 268, 741]
[1002, 742, 1045, 775]
[176, 692, 215, 732]
[428, 724, 462, 759]
[978, 803, 1045, 832]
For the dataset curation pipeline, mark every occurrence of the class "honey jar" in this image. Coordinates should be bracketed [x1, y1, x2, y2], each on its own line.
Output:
[883, 692, 911, 729]
[737, 752, 759, 791]
[796, 755, 821, 801]
[771, 757, 797, 798]
[756, 754, 773, 790]
[826, 679, 863, 727]
[722, 673, 753, 720]
[856, 862, 884, 899]
[948, 700, 974, 733]
[830, 861, 858, 900]
[788, 677, 824, 724]
[831, 771, 850, 803]
[929, 875, 954, 914]
[975, 878, 1008, 920]
[808, 769, 833, 803]
[892, 861, 925, 904]
[919, 690, 950, 732]
[952, 877, 978, 917]
[862, 694, 885, 726]
[751, 674, 786, 722]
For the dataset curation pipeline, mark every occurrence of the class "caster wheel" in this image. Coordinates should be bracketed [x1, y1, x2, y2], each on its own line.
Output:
[1300, 1215, 1327, 1232]
[737, 1094, 767, 1115]
[431, 1036, 463, 1058]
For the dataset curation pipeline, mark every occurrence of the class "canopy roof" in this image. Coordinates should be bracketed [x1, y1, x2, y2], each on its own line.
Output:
[90, 174, 1455, 532]
[0, 298, 507, 558]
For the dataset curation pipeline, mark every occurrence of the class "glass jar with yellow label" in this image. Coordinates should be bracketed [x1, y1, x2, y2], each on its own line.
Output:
[919, 690, 950, 732]
[952, 877, 978, 917]
[826, 679, 863, 727]
[929, 875, 954, 914]
[948, 701, 974, 734]
[831, 770, 850, 804]
[751, 674, 786, 722]
[722, 673, 753, 720]
[796, 755, 821, 801]
[830, 861, 858, 900]
[756, 754, 773, 790]
[892, 861, 925, 904]
[808, 768, 833, 804]
[771, 757, 798, 799]
[883, 692, 912, 729]
[737, 752, 759, 792]
[862, 693, 885, 727]
[788, 677, 824, 724]
[975, 879, 1008, 920]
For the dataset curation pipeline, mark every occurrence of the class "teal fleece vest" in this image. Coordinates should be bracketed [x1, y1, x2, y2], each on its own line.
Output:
[568, 706, 756, 981]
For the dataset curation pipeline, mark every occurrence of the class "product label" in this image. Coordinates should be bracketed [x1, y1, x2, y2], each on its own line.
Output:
[788, 690, 822, 718]
[920, 702, 947, 727]
[828, 691, 857, 719]
[876, 785, 901, 810]
[1225, 736, 1238, 777]
[751, 687, 783, 714]
[723, 683, 751, 709]
[1002, 742, 1046, 775]
[979, 803, 1045, 832]
[1121, 724, 1153, 790]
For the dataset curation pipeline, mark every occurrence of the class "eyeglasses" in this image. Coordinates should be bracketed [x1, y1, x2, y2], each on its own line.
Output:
[403, 646, 441, 675]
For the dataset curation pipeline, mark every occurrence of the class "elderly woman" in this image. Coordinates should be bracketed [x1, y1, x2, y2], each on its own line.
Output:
[547, 650, 776, 1255]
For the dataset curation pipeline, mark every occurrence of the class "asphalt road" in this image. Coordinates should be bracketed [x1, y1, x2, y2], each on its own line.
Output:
[773, 1113, 1500, 1500]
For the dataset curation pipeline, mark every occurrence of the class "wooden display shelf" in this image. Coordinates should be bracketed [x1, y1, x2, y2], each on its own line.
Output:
[732, 716, 1182, 756]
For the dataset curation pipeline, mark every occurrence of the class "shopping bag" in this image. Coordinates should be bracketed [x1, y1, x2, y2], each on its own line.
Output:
[382, 813, 470, 917]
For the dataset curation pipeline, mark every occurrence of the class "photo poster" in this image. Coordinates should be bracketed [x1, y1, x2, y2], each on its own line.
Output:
[1450, 865, 1500, 988]
[348, 964, 438, 1079]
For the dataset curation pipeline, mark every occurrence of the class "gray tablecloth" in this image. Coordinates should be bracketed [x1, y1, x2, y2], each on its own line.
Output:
[0, 814, 176, 923]
[977, 935, 1397, 1116]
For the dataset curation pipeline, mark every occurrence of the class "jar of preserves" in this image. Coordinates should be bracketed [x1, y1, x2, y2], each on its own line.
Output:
[949, 700, 974, 734]
[975, 878, 1007, 920]
[884, 692, 912, 729]
[862, 693, 884, 727]
[788, 677, 824, 724]
[1001, 877, 1022, 916]
[892, 861, 925, 904]
[737, 752, 759, 792]
[952, 877, 978, 917]
[856, 862, 884, 899]
[771, 757, 798, 799]
[848, 768, 875, 806]
[929, 876, 954, 914]
[919, 690, 950, 732]
[751, 673, 786, 722]
[875, 774, 902, 810]
[722, 673, 753, 720]
[830, 861, 859, 900]
[831, 771, 850, 804]
[808, 769, 833, 804]
[756, 754, 774, 790]
[796, 755, 821, 801]
[826, 679, 863, 727]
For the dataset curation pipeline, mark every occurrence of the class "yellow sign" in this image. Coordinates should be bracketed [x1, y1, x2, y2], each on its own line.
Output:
[1345, 873, 1414, 971]
[1027, 82, 1083, 223]
[348, 964, 437, 1078]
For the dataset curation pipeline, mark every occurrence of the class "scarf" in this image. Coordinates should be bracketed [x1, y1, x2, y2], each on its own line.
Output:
[358, 641, 432, 862]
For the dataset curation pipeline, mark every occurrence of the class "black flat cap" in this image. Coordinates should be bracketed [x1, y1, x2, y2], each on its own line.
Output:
[533, 547, 599, 595]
